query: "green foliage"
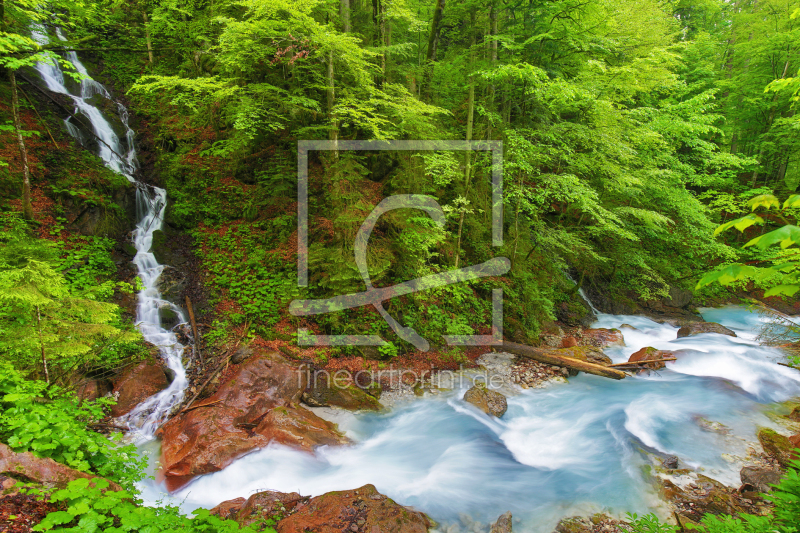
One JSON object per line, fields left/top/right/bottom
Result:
{"left": 30, "top": 477, "right": 268, "bottom": 533}
{"left": 698, "top": 194, "right": 800, "bottom": 297}
{"left": 0, "top": 215, "right": 141, "bottom": 376}
{"left": 0, "top": 363, "right": 145, "bottom": 489}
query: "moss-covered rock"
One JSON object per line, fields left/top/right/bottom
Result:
{"left": 302, "top": 373, "right": 383, "bottom": 411}
{"left": 757, "top": 428, "right": 796, "bottom": 467}
{"left": 463, "top": 384, "right": 507, "bottom": 417}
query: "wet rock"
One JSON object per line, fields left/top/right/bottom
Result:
{"left": 660, "top": 475, "right": 745, "bottom": 520}
{"left": 463, "top": 384, "right": 507, "bottom": 417}
{"left": 302, "top": 372, "right": 382, "bottom": 411}
{"left": 740, "top": 466, "right": 781, "bottom": 493}
{"left": 676, "top": 322, "right": 736, "bottom": 339}
{"left": 276, "top": 484, "right": 430, "bottom": 533}
{"left": 158, "top": 267, "right": 188, "bottom": 302}
{"left": 619, "top": 324, "right": 637, "bottom": 330}
{"left": 581, "top": 328, "right": 625, "bottom": 348}
{"left": 560, "top": 336, "right": 579, "bottom": 348}
{"left": 662, "top": 455, "right": 680, "bottom": 469}
{"left": 151, "top": 229, "right": 189, "bottom": 266}
{"left": 757, "top": 428, "right": 797, "bottom": 467}
{"left": 231, "top": 346, "right": 254, "bottom": 365}
{"left": 787, "top": 406, "right": 800, "bottom": 422}
{"left": 553, "top": 516, "right": 591, "bottom": 533}
{"left": 555, "top": 297, "right": 596, "bottom": 328}
{"left": 666, "top": 287, "right": 694, "bottom": 309}
{"left": 209, "top": 497, "right": 247, "bottom": 520}
{"left": 0, "top": 443, "right": 122, "bottom": 491}
{"left": 211, "top": 491, "right": 305, "bottom": 526}
{"left": 553, "top": 346, "right": 613, "bottom": 366}
{"left": 111, "top": 360, "right": 169, "bottom": 417}
{"left": 490, "top": 511, "right": 512, "bottom": 533}
{"left": 158, "top": 350, "right": 347, "bottom": 491}
{"left": 76, "top": 378, "right": 111, "bottom": 401}
{"left": 158, "top": 304, "right": 182, "bottom": 330}
{"left": 627, "top": 347, "right": 674, "bottom": 370}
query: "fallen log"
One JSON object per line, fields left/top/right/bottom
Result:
{"left": 609, "top": 357, "right": 677, "bottom": 367}
{"left": 501, "top": 341, "right": 628, "bottom": 380}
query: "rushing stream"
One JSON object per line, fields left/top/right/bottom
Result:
{"left": 29, "top": 27, "right": 800, "bottom": 533}
{"left": 31, "top": 26, "right": 190, "bottom": 439}
{"left": 135, "top": 306, "right": 800, "bottom": 532}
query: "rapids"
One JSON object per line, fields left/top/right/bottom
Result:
{"left": 31, "top": 25, "right": 190, "bottom": 439}
{"left": 136, "top": 306, "right": 800, "bottom": 532}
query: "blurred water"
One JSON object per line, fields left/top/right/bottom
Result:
{"left": 31, "top": 26, "right": 189, "bottom": 439}
{"left": 135, "top": 306, "right": 800, "bottom": 532}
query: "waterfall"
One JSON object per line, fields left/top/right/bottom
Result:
{"left": 31, "top": 26, "right": 189, "bottom": 440}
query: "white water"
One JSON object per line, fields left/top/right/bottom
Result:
{"left": 134, "top": 305, "right": 800, "bottom": 532}
{"left": 31, "top": 26, "right": 189, "bottom": 439}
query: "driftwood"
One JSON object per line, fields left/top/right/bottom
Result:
{"left": 501, "top": 341, "right": 628, "bottom": 380}
{"left": 778, "top": 362, "right": 800, "bottom": 370}
{"left": 609, "top": 358, "right": 677, "bottom": 367}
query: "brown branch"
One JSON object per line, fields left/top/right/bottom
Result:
{"left": 608, "top": 358, "right": 677, "bottom": 367}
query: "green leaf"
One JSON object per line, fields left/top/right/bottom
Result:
{"left": 744, "top": 225, "right": 800, "bottom": 249}
{"left": 696, "top": 264, "right": 760, "bottom": 289}
{"left": 713, "top": 214, "right": 764, "bottom": 236}
{"left": 784, "top": 195, "right": 800, "bottom": 209}
{"left": 764, "top": 285, "right": 800, "bottom": 297}
{"left": 748, "top": 194, "right": 780, "bottom": 211}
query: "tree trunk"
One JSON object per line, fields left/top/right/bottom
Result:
{"left": 340, "top": 0, "right": 351, "bottom": 32}
{"left": 10, "top": 70, "right": 33, "bottom": 221}
{"left": 421, "top": 0, "right": 446, "bottom": 98}
{"left": 455, "top": 15, "right": 476, "bottom": 269}
{"left": 142, "top": 11, "right": 155, "bottom": 64}
{"left": 36, "top": 306, "right": 49, "bottom": 384}
{"left": 502, "top": 341, "right": 628, "bottom": 380}
{"left": 327, "top": 51, "right": 339, "bottom": 160}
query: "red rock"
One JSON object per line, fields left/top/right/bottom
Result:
{"left": 77, "top": 379, "right": 111, "bottom": 402}
{"left": 581, "top": 328, "right": 625, "bottom": 348}
{"left": 0, "top": 443, "right": 122, "bottom": 491}
{"left": 628, "top": 347, "right": 675, "bottom": 370}
{"left": 158, "top": 350, "right": 347, "bottom": 492}
{"left": 209, "top": 497, "right": 246, "bottom": 520}
{"left": 111, "top": 360, "right": 169, "bottom": 417}
{"left": 276, "top": 484, "right": 430, "bottom": 533}
{"left": 560, "top": 336, "right": 578, "bottom": 348}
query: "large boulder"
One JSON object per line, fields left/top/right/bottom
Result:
{"left": 276, "top": 484, "right": 431, "bottom": 533}
{"left": 580, "top": 328, "right": 625, "bottom": 348}
{"left": 302, "top": 372, "right": 382, "bottom": 411}
{"left": 677, "top": 322, "right": 736, "bottom": 339}
{"left": 111, "top": 360, "right": 169, "bottom": 417}
{"left": 157, "top": 350, "right": 347, "bottom": 491}
{"left": 463, "top": 384, "right": 508, "bottom": 417}
{"left": 0, "top": 443, "right": 121, "bottom": 491}
{"left": 659, "top": 475, "right": 745, "bottom": 521}
{"left": 627, "top": 347, "right": 675, "bottom": 370}
{"left": 740, "top": 466, "right": 782, "bottom": 494}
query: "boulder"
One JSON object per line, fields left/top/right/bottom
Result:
{"left": 560, "top": 336, "right": 578, "bottom": 348}
{"left": 740, "top": 466, "right": 781, "bottom": 494}
{"left": 0, "top": 443, "right": 121, "bottom": 491}
{"left": 627, "top": 347, "right": 675, "bottom": 370}
{"left": 490, "top": 511, "right": 512, "bottom": 533}
{"left": 463, "top": 384, "right": 508, "bottom": 417}
{"left": 76, "top": 379, "right": 111, "bottom": 401}
{"left": 757, "top": 428, "right": 797, "bottom": 467}
{"left": 157, "top": 350, "right": 347, "bottom": 491}
{"left": 553, "top": 346, "right": 613, "bottom": 366}
{"left": 111, "top": 360, "right": 169, "bottom": 417}
{"left": 787, "top": 406, "right": 800, "bottom": 422}
{"left": 660, "top": 475, "right": 744, "bottom": 520}
{"left": 302, "top": 372, "right": 382, "bottom": 411}
{"left": 662, "top": 455, "right": 680, "bottom": 470}
{"left": 211, "top": 491, "right": 305, "bottom": 526}
{"left": 231, "top": 346, "right": 254, "bottom": 365}
{"left": 676, "top": 322, "right": 736, "bottom": 339}
{"left": 553, "top": 515, "right": 615, "bottom": 533}
{"left": 581, "top": 328, "right": 625, "bottom": 348}
{"left": 276, "top": 484, "right": 431, "bottom": 533}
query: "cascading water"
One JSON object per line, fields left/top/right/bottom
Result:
{"left": 31, "top": 26, "right": 189, "bottom": 440}
{"left": 135, "top": 305, "right": 800, "bottom": 532}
